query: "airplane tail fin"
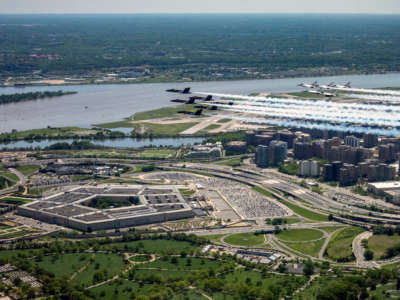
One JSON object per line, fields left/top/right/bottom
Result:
{"left": 205, "top": 95, "right": 213, "bottom": 101}
{"left": 183, "top": 87, "right": 191, "bottom": 94}
{"left": 345, "top": 82, "right": 351, "bottom": 88}
{"left": 194, "top": 109, "right": 203, "bottom": 116}
{"left": 186, "top": 98, "right": 195, "bottom": 104}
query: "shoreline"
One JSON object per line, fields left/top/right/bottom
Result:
{"left": 1, "top": 70, "right": 395, "bottom": 89}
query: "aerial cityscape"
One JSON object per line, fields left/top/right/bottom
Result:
{"left": 1, "top": 1, "right": 400, "bottom": 299}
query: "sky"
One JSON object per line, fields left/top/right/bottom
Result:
{"left": 1, "top": 0, "right": 400, "bottom": 14}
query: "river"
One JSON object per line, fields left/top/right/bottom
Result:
{"left": 0, "top": 137, "right": 205, "bottom": 150}
{"left": 1, "top": 73, "right": 400, "bottom": 133}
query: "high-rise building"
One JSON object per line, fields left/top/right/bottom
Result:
{"left": 363, "top": 133, "right": 378, "bottom": 148}
{"left": 294, "top": 142, "right": 313, "bottom": 160}
{"left": 378, "top": 143, "right": 397, "bottom": 163}
{"left": 300, "top": 160, "right": 320, "bottom": 177}
{"left": 269, "top": 140, "right": 288, "bottom": 165}
{"left": 256, "top": 145, "right": 270, "bottom": 168}
{"left": 344, "top": 135, "right": 360, "bottom": 148}
{"left": 278, "top": 130, "right": 296, "bottom": 148}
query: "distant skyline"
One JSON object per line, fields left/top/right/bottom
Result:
{"left": 1, "top": 0, "right": 400, "bottom": 14}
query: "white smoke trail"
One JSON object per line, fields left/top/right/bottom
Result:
{"left": 331, "top": 87, "right": 400, "bottom": 96}
{"left": 343, "top": 93, "right": 400, "bottom": 103}
{"left": 197, "top": 92, "right": 400, "bottom": 113}
{"left": 206, "top": 102, "right": 400, "bottom": 127}
{"left": 230, "top": 116, "right": 400, "bottom": 137}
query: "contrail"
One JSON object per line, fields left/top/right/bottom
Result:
{"left": 208, "top": 102, "right": 400, "bottom": 127}
{"left": 197, "top": 91, "right": 400, "bottom": 113}
{"left": 343, "top": 93, "right": 400, "bottom": 103}
{"left": 230, "top": 116, "right": 400, "bottom": 137}
{"left": 330, "top": 87, "right": 400, "bottom": 96}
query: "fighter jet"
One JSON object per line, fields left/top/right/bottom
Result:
{"left": 298, "top": 81, "right": 318, "bottom": 88}
{"left": 319, "top": 82, "right": 336, "bottom": 89}
{"left": 166, "top": 87, "right": 191, "bottom": 94}
{"left": 170, "top": 98, "right": 196, "bottom": 104}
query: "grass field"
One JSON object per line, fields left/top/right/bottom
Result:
{"left": 281, "top": 239, "right": 325, "bottom": 257}
{"left": 133, "top": 105, "right": 196, "bottom": 121}
{"left": 0, "top": 126, "right": 94, "bottom": 139}
{"left": 276, "top": 229, "right": 324, "bottom": 242}
{"left": 325, "top": 227, "right": 364, "bottom": 261}
{"left": 204, "top": 234, "right": 226, "bottom": 244}
{"left": 222, "top": 268, "right": 307, "bottom": 297}
{"left": 215, "top": 157, "right": 243, "bottom": 167}
{"left": 35, "top": 253, "right": 93, "bottom": 278}
{"left": 90, "top": 280, "right": 204, "bottom": 300}
{"left": 134, "top": 148, "right": 176, "bottom": 158}
{"left": 71, "top": 253, "right": 125, "bottom": 287}
{"left": 129, "top": 255, "right": 152, "bottom": 262}
{"left": 368, "top": 234, "right": 400, "bottom": 259}
{"left": 15, "top": 165, "right": 40, "bottom": 176}
{"left": 217, "top": 118, "right": 232, "bottom": 123}
{"left": 99, "top": 239, "right": 200, "bottom": 254}
{"left": 318, "top": 226, "right": 345, "bottom": 234}
{"left": 223, "top": 232, "right": 265, "bottom": 247}
{"left": 204, "top": 124, "right": 221, "bottom": 131}
{"left": 279, "top": 198, "right": 329, "bottom": 222}
{"left": 143, "top": 257, "right": 222, "bottom": 271}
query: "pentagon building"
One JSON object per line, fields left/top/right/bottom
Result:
{"left": 17, "top": 184, "right": 194, "bottom": 232}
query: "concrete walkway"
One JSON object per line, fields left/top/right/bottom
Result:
{"left": 352, "top": 231, "right": 379, "bottom": 269}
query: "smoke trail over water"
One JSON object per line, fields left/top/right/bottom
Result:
{"left": 195, "top": 90, "right": 400, "bottom": 136}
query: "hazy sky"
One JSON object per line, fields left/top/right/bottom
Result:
{"left": 1, "top": 0, "right": 400, "bottom": 14}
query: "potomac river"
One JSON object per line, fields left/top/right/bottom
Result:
{"left": 1, "top": 73, "right": 400, "bottom": 134}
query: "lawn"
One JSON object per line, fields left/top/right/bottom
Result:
{"left": 279, "top": 198, "right": 329, "bottom": 222}
{"left": 15, "top": 165, "right": 40, "bottom": 176}
{"left": 204, "top": 234, "right": 226, "bottom": 244}
{"left": 223, "top": 232, "right": 265, "bottom": 247}
{"left": 129, "top": 255, "right": 152, "bottom": 262}
{"left": 99, "top": 239, "right": 200, "bottom": 254}
{"left": 35, "top": 253, "right": 93, "bottom": 278}
{"left": 215, "top": 157, "right": 243, "bottom": 167}
{"left": 217, "top": 118, "right": 232, "bottom": 123}
{"left": 0, "top": 172, "right": 19, "bottom": 189}
{"left": 325, "top": 226, "right": 364, "bottom": 261}
{"left": 71, "top": 253, "right": 125, "bottom": 287}
{"left": 142, "top": 257, "right": 222, "bottom": 271}
{"left": 222, "top": 269, "right": 307, "bottom": 297}
{"left": 135, "top": 148, "right": 176, "bottom": 158}
{"left": 135, "top": 268, "right": 192, "bottom": 280}
{"left": 368, "top": 234, "right": 400, "bottom": 259}
{"left": 204, "top": 124, "right": 221, "bottom": 131}
{"left": 276, "top": 229, "right": 323, "bottom": 242}
{"left": 279, "top": 162, "right": 299, "bottom": 175}
{"left": 133, "top": 105, "right": 196, "bottom": 121}
{"left": 90, "top": 280, "right": 203, "bottom": 300}
{"left": 318, "top": 226, "right": 345, "bottom": 234}
{"left": 281, "top": 239, "right": 325, "bottom": 257}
